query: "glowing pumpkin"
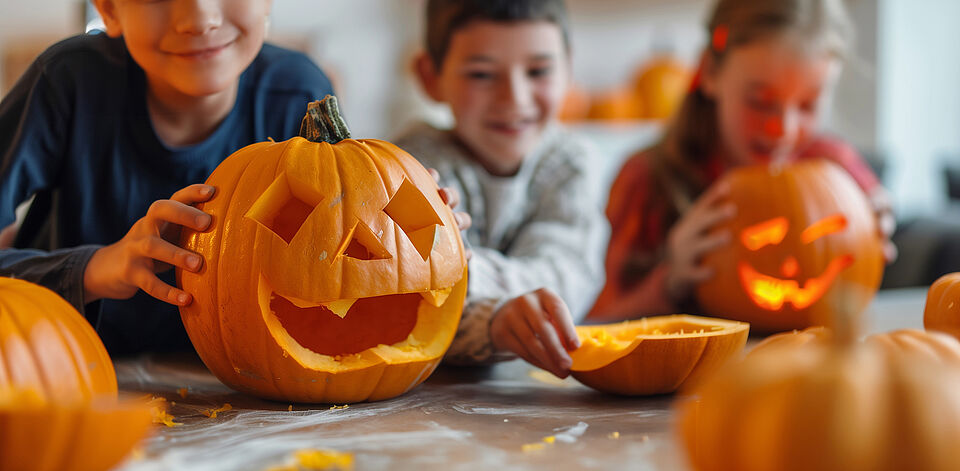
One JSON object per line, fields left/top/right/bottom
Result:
{"left": 0, "top": 278, "right": 152, "bottom": 471}
{"left": 696, "top": 160, "right": 885, "bottom": 333}
{"left": 632, "top": 57, "right": 691, "bottom": 120}
{"left": 569, "top": 315, "right": 748, "bottom": 395}
{"left": 923, "top": 272, "right": 960, "bottom": 340}
{"left": 178, "top": 96, "right": 468, "bottom": 403}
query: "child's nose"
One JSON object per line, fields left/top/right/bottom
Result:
{"left": 173, "top": 0, "right": 224, "bottom": 35}
{"left": 497, "top": 69, "right": 534, "bottom": 108}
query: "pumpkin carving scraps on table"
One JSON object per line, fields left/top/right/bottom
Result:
{"left": 177, "top": 96, "right": 468, "bottom": 404}
{"left": 696, "top": 159, "right": 886, "bottom": 333}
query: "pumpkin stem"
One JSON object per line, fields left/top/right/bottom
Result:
{"left": 299, "top": 95, "right": 352, "bottom": 144}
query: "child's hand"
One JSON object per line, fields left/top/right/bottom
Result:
{"left": 83, "top": 184, "right": 215, "bottom": 307}
{"left": 429, "top": 168, "right": 473, "bottom": 259}
{"left": 664, "top": 181, "right": 736, "bottom": 303}
{"left": 870, "top": 187, "right": 897, "bottom": 263}
{"left": 489, "top": 288, "right": 581, "bottom": 378}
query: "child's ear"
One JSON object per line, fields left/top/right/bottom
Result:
{"left": 92, "top": 0, "right": 124, "bottom": 38}
{"left": 413, "top": 52, "right": 445, "bottom": 103}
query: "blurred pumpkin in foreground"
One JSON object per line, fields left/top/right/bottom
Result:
{"left": 0, "top": 277, "right": 152, "bottom": 471}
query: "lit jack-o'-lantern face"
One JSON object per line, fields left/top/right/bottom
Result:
{"left": 696, "top": 160, "right": 884, "bottom": 333}
{"left": 738, "top": 214, "right": 851, "bottom": 310}
{"left": 179, "top": 97, "right": 468, "bottom": 403}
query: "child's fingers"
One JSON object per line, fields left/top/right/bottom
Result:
{"left": 170, "top": 184, "right": 216, "bottom": 205}
{"left": 535, "top": 289, "right": 580, "bottom": 350}
{"left": 523, "top": 310, "right": 572, "bottom": 374}
{"left": 134, "top": 268, "right": 192, "bottom": 306}
{"left": 146, "top": 200, "right": 212, "bottom": 232}
{"left": 692, "top": 203, "right": 737, "bottom": 232}
{"left": 140, "top": 237, "right": 203, "bottom": 273}
{"left": 508, "top": 308, "right": 559, "bottom": 374}
{"left": 439, "top": 186, "right": 461, "bottom": 208}
{"left": 692, "top": 181, "right": 731, "bottom": 212}
{"left": 454, "top": 211, "right": 472, "bottom": 231}
{"left": 428, "top": 168, "right": 440, "bottom": 182}
{"left": 685, "top": 265, "right": 715, "bottom": 284}
{"left": 689, "top": 230, "right": 731, "bottom": 258}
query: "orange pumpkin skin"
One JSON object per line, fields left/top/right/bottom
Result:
{"left": 587, "top": 87, "right": 643, "bottom": 121}
{"left": 0, "top": 277, "right": 117, "bottom": 402}
{"left": 678, "top": 339, "right": 960, "bottom": 471}
{"left": 750, "top": 327, "right": 960, "bottom": 365}
{"left": 179, "top": 99, "right": 468, "bottom": 403}
{"left": 570, "top": 315, "right": 748, "bottom": 395}
{"left": 558, "top": 85, "right": 592, "bottom": 122}
{"left": 632, "top": 57, "right": 691, "bottom": 120}
{"left": 0, "top": 391, "right": 153, "bottom": 471}
{"left": 696, "top": 160, "right": 885, "bottom": 333}
{"left": 923, "top": 273, "right": 960, "bottom": 339}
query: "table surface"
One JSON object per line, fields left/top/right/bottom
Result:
{"left": 114, "top": 288, "right": 928, "bottom": 471}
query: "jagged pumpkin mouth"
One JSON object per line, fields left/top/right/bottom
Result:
{"left": 737, "top": 255, "right": 853, "bottom": 311}
{"left": 257, "top": 276, "right": 453, "bottom": 357}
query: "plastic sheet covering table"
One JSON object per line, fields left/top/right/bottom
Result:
{"left": 113, "top": 287, "right": 926, "bottom": 471}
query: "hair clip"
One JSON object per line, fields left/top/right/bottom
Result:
{"left": 712, "top": 24, "right": 729, "bottom": 53}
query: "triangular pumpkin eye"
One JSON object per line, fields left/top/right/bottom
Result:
{"left": 337, "top": 221, "right": 391, "bottom": 261}
{"left": 383, "top": 178, "right": 443, "bottom": 260}
{"left": 741, "top": 217, "right": 789, "bottom": 251}
{"left": 247, "top": 172, "right": 322, "bottom": 244}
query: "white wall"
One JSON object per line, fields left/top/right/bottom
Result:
{"left": 877, "top": 0, "right": 960, "bottom": 218}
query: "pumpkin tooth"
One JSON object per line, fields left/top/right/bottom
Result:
{"left": 319, "top": 299, "right": 358, "bottom": 318}
{"left": 420, "top": 287, "right": 453, "bottom": 307}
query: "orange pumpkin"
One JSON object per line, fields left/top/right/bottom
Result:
{"left": 569, "top": 315, "right": 748, "bottom": 395}
{"left": 0, "top": 389, "right": 152, "bottom": 471}
{"left": 178, "top": 96, "right": 468, "bottom": 403}
{"left": 923, "top": 272, "right": 960, "bottom": 339}
{"left": 679, "top": 334, "right": 960, "bottom": 471}
{"left": 750, "top": 326, "right": 960, "bottom": 365}
{"left": 696, "top": 160, "right": 885, "bottom": 333}
{"left": 0, "top": 277, "right": 117, "bottom": 401}
{"left": 632, "top": 57, "right": 691, "bottom": 120}
{"left": 0, "top": 278, "right": 152, "bottom": 471}
{"left": 558, "top": 84, "right": 592, "bottom": 122}
{"left": 587, "top": 87, "right": 643, "bottom": 121}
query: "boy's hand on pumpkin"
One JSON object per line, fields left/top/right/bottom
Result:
{"left": 870, "top": 187, "right": 897, "bottom": 263}
{"left": 430, "top": 168, "right": 473, "bottom": 259}
{"left": 490, "top": 288, "right": 581, "bottom": 378}
{"left": 664, "top": 181, "right": 736, "bottom": 302}
{"left": 83, "top": 184, "right": 215, "bottom": 307}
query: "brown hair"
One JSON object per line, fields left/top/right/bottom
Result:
{"left": 424, "top": 0, "right": 571, "bottom": 68}
{"left": 652, "top": 0, "right": 854, "bottom": 213}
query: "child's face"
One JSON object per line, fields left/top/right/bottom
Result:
{"left": 702, "top": 33, "right": 842, "bottom": 167}
{"left": 97, "top": 0, "right": 271, "bottom": 97}
{"left": 427, "top": 21, "right": 569, "bottom": 176}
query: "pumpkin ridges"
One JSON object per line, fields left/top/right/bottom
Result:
{"left": 2, "top": 297, "right": 53, "bottom": 400}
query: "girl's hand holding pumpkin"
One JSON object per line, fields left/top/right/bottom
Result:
{"left": 490, "top": 288, "right": 581, "bottom": 378}
{"left": 83, "top": 184, "right": 215, "bottom": 307}
{"left": 664, "top": 181, "right": 736, "bottom": 303}
{"left": 870, "top": 187, "right": 897, "bottom": 263}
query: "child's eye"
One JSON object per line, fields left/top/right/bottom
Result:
{"left": 465, "top": 70, "right": 495, "bottom": 81}
{"left": 528, "top": 67, "right": 553, "bottom": 78}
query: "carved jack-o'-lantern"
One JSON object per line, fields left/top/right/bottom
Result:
{"left": 178, "top": 97, "right": 468, "bottom": 403}
{"left": 696, "top": 160, "right": 884, "bottom": 333}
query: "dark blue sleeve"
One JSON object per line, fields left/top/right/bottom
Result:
{"left": 0, "top": 48, "right": 91, "bottom": 313}
{"left": 0, "top": 246, "right": 100, "bottom": 317}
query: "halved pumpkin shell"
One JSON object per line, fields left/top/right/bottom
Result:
{"left": 570, "top": 315, "right": 749, "bottom": 395}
